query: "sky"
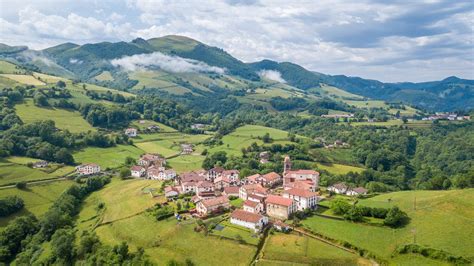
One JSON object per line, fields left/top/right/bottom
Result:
{"left": 0, "top": 0, "right": 473, "bottom": 82}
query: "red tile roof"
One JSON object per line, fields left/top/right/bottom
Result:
{"left": 262, "top": 172, "right": 281, "bottom": 181}
{"left": 231, "top": 209, "right": 264, "bottom": 223}
{"left": 201, "top": 196, "right": 229, "bottom": 208}
{"left": 244, "top": 200, "right": 259, "bottom": 208}
{"left": 130, "top": 165, "right": 144, "bottom": 171}
{"left": 224, "top": 186, "right": 240, "bottom": 194}
{"left": 245, "top": 174, "right": 261, "bottom": 182}
{"left": 222, "top": 169, "right": 239, "bottom": 176}
{"left": 284, "top": 188, "right": 317, "bottom": 198}
{"left": 266, "top": 195, "right": 294, "bottom": 207}
{"left": 352, "top": 187, "right": 368, "bottom": 194}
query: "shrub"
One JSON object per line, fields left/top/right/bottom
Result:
{"left": 384, "top": 206, "right": 409, "bottom": 228}
{"left": 15, "top": 182, "right": 27, "bottom": 190}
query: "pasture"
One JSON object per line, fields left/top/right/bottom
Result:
{"left": 167, "top": 154, "right": 206, "bottom": 173}
{"left": 302, "top": 189, "right": 474, "bottom": 262}
{"left": 315, "top": 163, "right": 365, "bottom": 175}
{"left": 134, "top": 132, "right": 209, "bottom": 157}
{"left": 94, "top": 71, "right": 114, "bottom": 81}
{"left": 73, "top": 145, "right": 144, "bottom": 169}
{"left": 0, "top": 60, "right": 23, "bottom": 74}
{"left": 208, "top": 125, "right": 300, "bottom": 156}
{"left": 0, "top": 156, "right": 74, "bottom": 186}
{"left": 15, "top": 99, "right": 95, "bottom": 133}
{"left": 77, "top": 178, "right": 256, "bottom": 265}
{"left": 0, "top": 74, "right": 45, "bottom": 86}
{"left": 260, "top": 232, "right": 365, "bottom": 265}
{"left": 0, "top": 180, "right": 74, "bottom": 227}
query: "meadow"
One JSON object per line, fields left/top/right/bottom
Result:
{"left": 315, "top": 163, "right": 365, "bottom": 175}
{"left": 0, "top": 74, "right": 45, "bottom": 86}
{"left": 15, "top": 99, "right": 95, "bottom": 133}
{"left": 207, "top": 125, "right": 300, "bottom": 156}
{"left": 0, "top": 156, "right": 74, "bottom": 186}
{"left": 133, "top": 131, "right": 209, "bottom": 158}
{"left": 259, "top": 232, "right": 366, "bottom": 265}
{"left": 0, "top": 180, "right": 74, "bottom": 227}
{"left": 77, "top": 178, "right": 257, "bottom": 265}
{"left": 73, "top": 145, "right": 144, "bottom": 169}
{"left": 302, "top": 189, "right": 474, "bottom": 262}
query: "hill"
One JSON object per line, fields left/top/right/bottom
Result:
{"left": 1, "top": 35, "right": 471, "bottom": 111}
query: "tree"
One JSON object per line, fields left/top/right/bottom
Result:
{"left": 15, "top": 182, "right": 27, "bottom": 190}
{"left": 384, "top": 206, "right": 409, "bottom": 228}
{"left": 54, "top": 148, "right": 74, "bottom": 164}
{"left": 56, "top": 80, "right": 66, "bottom": 89}
{"left": 343, "top": 206, "right": 363, "bottom": 222}
{"left": 119, "top": 167, "right": 131, "bottom": 179}
{"left": 330, "top": 198, "right": 351, "bottom": 215}
{"left": 51, "top": 228, "right": 75, "bottom": 262}
{"left": 262, "top": 132, "right": 272, "bottom": 143}
{"left": 33, "top": 93, "right": 48, "bottom": 107}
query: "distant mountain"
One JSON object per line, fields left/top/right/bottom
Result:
{"left": 249, "top": 60, "right": 474, "bottom": 111}
{"left": 0, "top": 35, "right": 472, "bottom": 111}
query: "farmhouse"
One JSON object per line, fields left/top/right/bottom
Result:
{"left": 196, "top": 196, "right": 230, "bottom": 216}
{"left": 283, "top": 188, "right": 318, "bottom": 211}
{"left": 230, "top": 209, "right": 268, "bottom": 232}
{"left": 191, "top": 123, "right": 206, "bottom": 130}
{"left": 138, "top": 153, "right": 165, "bottom": 167}
{"left": 244, "top": 174, "right": 261, "bottom": 184}
{"left": 239, "top": 184, "right": 267, "bottom": 200}
{"left": 32, "top": 160, "right": 48, "bottom": 168}
{"left": 259, "top": 151, "right": 270, "bottom": 164}
{"left": 130, "top": 165, "right": 146, "bottom": 178}
{"left": 243, "top": 200, "right": 264, "bottom": 214}
{"left": 283, "top": 169, "right": 320, "bottom": 188}
{"left": 147, "top": 125, "right": 160, "bottom": 131}
{"left": 214, "top": 175, "right": 231, "bottom": 190}
{"left": 76, "top": 163, "right": 101, "bottom": 176}
{"left": 222, "top": 170, "right": 240, "bottom": 185}
{"left": 223, "top": 186, "right": 240, "bottom": 197}
{"left": 207, "top": 166, "right": 225, "bottom": 181}
{"left": 327, "top": 182, "right": 348, "bottom": 194}
{"left": 284, "top": 180, "right": 315, "bottom": 192}
{"left": 265, "top": 195, "right": 297, "bottom": 220}
{"left": 164, "top": 186, "right": 179, "bottom": 199}
{"left": 125, "top": 128, "right": 137, "bottom": 137}
{"left": 181, "top": 143, "right": 194, "bottom": 154}
{"left": 180, "top": 171, "right": 206, "bottom": 184}
{"left": 346, "top": 187, "right": 368, "bottom": 196}
{"left": 260, "top": 172, "right": 282, "bottom": 187}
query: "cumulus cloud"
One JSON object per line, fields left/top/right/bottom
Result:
{"left": 258, "top": 69, "right": 286, "bottom": 83}
{"left": 111, "top": 52, "right": 226, "bottom": 74}
{"left": 0, "top": 0, "right": 472, "bottom": 82}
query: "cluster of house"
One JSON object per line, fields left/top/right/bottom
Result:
{"left": 327, "top": 182, "right": 368, "bottom": 196}
{"left": 124, "top": 123, "right": 161, "bottom": 138}
{"left": 76, "top": 163, "right": 101, "bottom": 176}
{"left": 422, "top": 113, "right": 470, "bottom": 121}
{"left": 130, "top": 154, "right": 177, "bottom": 180}
{"left": 165, "top": 156, "right": 321, "bottom": 233}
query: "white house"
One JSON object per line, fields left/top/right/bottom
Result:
{"left": 76, "top": 163, "right": 101, "bottom": 176}
{"left": 164, "top": 186, "right": 179, "bottom": 198}
{"left": 239, "top": 184, "right": 267, "bottom": 200}
{"left": 125, "top": 128, "right": 137, "bottom": 137}
{"left": 283, "top": 169, "right": 320, "bottom": 188}
{"left": 327, "top": 183, "right": 348, "bottom": 194}
{"left": 230, "top": 209, "right": 268, "bottom": 232}
{"left": 130, "top": 165, "right": 146, "bottom": 178}
{"left": 283, "top": 188, "right": 318, "bottom": 211}
{"left": 243, "top": 200, "right": 264, "bottom": 214}
{"left": 196, "top": 196, "right": 230, "bottom": 216}
{"left": 346, "top": 187, "right": 368, "bottom": 196}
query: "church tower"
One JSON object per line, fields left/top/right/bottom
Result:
{"left": 283, "top": 155, "right": 292, "bottom": 174}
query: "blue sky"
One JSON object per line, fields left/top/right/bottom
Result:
{"left": 0, "top": 0, "right": 473, "bottom": 82}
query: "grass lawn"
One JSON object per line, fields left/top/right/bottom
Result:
{"left": 262, "top": 232, "right": 365, "bottom": 265}
{"left": 73, "top": 145, "right": 144, "bottom": 169}
{"left": 302, "top": 189, "right": 474, "bottom": 262}
{"left": 0, "top": 180, "right": 74, "bottom": 227}
{"left": 315, "top": 163, "right": 365, "bottom": 175}
{"left": 230, "top": 198, "right": 244, "bottom": 208}
{"left": 15, "top": 99, "right": 95, "bottom": 133}
{"left": 0, "top": 156, "right": 75, "bottom": 186}
{"left": 167, "top": 155, "right": 206, "bottom": 173}
{"left": 77, "top": 179, "right": 164, "bottom": 229}
{"left": 0, "top": 74, "right": 45, "bottom": 85}
{"left": 211, "top": 220, "right": 260, "bottom": 245}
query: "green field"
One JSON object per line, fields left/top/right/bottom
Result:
{"left": 211, "top": 220, "right": 259, "bottom": 245}
{"left": 316, "top": 84, "right": 364, "bottom": 100}
{"left": 73, "top": 145, "right": 144, "bottom": 169}
{"left": 0, "top": 180, "right": 74, "bottom": 227}
{"left": 350, "top": 120, "right": 432, "bottom": 128}
{"left": 94, "top": 71, "right": 114, "bottom": 81}
{"left": 315, "top": 163, "right": 365, "bottom": 175}
{"left": 0, "top": 156, "right": 74, "bottom": 186}
{"left": 0, "top": 74, "right": 45, "bottom": 85}
{"left": 134, "top": 132, "right": 209, "bottom": 157}
{"left": 302, "top": 189, "right": 474, "bottom": 263}
{"left": 0, "top": 60, "right": 26, "bottom": 74}
{"left": 15, "top": 99, "right": 95, "bottom": 133}
{"left": 207, "top": 125, "right": 299, "bottom": 156}
{"left": 130, "top": 120, "right": 177, "bottom": 132}
{"left": 260, "top": 232, "right": 365, "bottom": 265}
{"left": 77, "top": 178, "right": 256, "bottom": 265}
{"left": 167, "top": 154, "right": 206, "bottom": 173}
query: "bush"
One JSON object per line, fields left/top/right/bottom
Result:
{"left": 384, "top": 206, "right": 409, "bottom": 228}
{"left": 15, "top": 182, "right": 27, "bottom": 190}
{"left": 0, "top": 196, "right": 24, "bottom": 217}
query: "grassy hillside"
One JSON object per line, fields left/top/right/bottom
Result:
{"left": 0, "top": 156, "right": 74, "bottom": 186}
{"left": 15, "top": 99, "right": 95, "bottom": 133}
{"left": 73, "top": 145, "right": 144, "bottom": 169}
{"left": 0, "top": 180, "right": 74, "bottom": 227}
{"left": 302, "top": 189, "right": 474, "bottom": 262}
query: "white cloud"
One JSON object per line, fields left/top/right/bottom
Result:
{"left": 111, "top": 52, "right": 226, "bottom": 74}
{"left": 258, "top": 69, "right": 286, "bottom": 83}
